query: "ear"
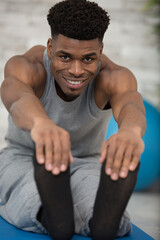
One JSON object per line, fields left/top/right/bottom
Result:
{"left": 100, "top": 42, "right": 104, "bottom": 55}
{"left": 47, "top": 38, "right": 52, "bottom": 59}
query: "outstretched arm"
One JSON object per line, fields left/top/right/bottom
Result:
{"left": 0, "top": 47, "right": 73, "bottom": 175}
{"left": 99, "top": 63, "right": 146, "bottom": 181}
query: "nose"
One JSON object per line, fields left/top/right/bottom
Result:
{"left": 68, "top": 60, "right": 84, "bottom": 77}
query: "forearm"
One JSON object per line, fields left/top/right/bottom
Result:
{"left": 117, "top": 103, "right": 146, "bottom": 137}
{"left": 6, "top": 92, "right": 73, "bottom": 175}
{"left": 10, "top": 93, "right": 50, "bottom": 131}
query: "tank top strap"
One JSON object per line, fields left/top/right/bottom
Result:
{"left": 40, "top": 49, "right": 53, "bottom": 104}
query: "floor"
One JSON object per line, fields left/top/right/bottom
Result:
{"left": 0, "top": 0, "right": 160, "bottom": 239}
{"left": 127, "top": 191, "right": 160, "bottom": 239}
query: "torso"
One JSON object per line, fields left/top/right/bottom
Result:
{"left": 5, "top": 49, "right": 112, "bottom": 156}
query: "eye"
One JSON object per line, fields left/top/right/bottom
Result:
{"left": 83, "top": 57, "right": 93, "bottom": 62}
{"left": 61, "top": 55, "right": 70, "bottom": 61}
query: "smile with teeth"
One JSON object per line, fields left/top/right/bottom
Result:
{"left": 64, "top": 77, "right": 84, "bottom": 85}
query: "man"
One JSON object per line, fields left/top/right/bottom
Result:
{"left": 0, "top": 0, "right": 146, "bottom": 239}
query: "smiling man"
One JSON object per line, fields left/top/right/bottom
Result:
{"left": 0, "top": 0, "right": 146, "bottom": 240}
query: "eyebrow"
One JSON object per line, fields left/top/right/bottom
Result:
{"left": 56, "top": 50, "right": 98, "bottom": 58}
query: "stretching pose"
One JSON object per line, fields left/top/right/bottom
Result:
{"left": 0, "top": 0, "right": 146, "bottom": 239}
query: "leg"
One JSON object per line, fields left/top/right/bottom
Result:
{"left": 33, "top": 155, "right": 74, "bottom": 240}
{"left": 0, "top": 147, "right": 46, "bottom": 233}
{"left": 70, "top": 157, "right": 132, "bottom": 237}
{"left": 89, "top": 160, "right": 140, "bottom": 240}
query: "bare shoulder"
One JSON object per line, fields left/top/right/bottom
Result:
{"left": 109, "top": 66, "right": 137, "bottom": 95}
{"left": 4, "top": 45, "right": 46, "bottom": 88}
{"left": 99, "top": 54, "right": 138, "bottom": 96}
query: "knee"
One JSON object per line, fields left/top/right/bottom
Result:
{"left": 90, "top": 220, "right": 117, "bottom": 240}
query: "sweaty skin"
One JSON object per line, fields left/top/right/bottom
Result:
{"left": 1, "top": 34, "right": 146, "bottom": 180}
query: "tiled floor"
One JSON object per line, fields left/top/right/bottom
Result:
{"left": 0, "top": 0, "right": 160, "bottom": 240}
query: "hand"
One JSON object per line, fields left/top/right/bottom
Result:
{"left": 31, "top": 117, "right": 73, "bottom": 175}
{"left": 100, "top": 128, "right": 144, "bottom": 181}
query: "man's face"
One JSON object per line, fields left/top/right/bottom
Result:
{"left": 47, "top": 34, "right": 103, "bottom": 101}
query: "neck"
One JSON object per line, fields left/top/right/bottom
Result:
{"left": 55, "top": 81, "right": 80, "bottom": 102}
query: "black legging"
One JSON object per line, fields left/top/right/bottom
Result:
{"left": 33, "top": 155, "right": 140, "bottom": 240}
{"left": 33, "top": 155, "right": 74, "bottom": 240}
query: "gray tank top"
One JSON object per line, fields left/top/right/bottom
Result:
{"left": 5, "top": 49, "right": 112, "bottom": 158}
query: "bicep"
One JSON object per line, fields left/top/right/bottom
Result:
{"left": 1, "top": 76, "right": 35, "bottom": 113}
{"left": 1, "top": 55, "right": 39, "bottom": 112}
{"left": 109, "top": 69, "right": 145, "bottom": 121}
{"left": 4, "top": 55, "right": 36, "bottom": 85}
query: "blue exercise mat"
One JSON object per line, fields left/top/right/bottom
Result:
{"left": 0, "top": 216, "right": 154, "bottom": 240}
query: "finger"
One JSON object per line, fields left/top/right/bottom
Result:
{"left": 120, "top": 145, "right": 135, "bottom": 178}
{"left": 129, "top": 141, "right": 144, "bottom": 171}
{"left": 100, "top": 141, "right": 108, "bottom": 163}
{"left": 52, "top": 136, "right": 62, "bottom": 175}
{"left": 36, "top": 141, "right": 45, "bottom": 164}
{"left": 44, "top": 139, "right": 53, "bottom": 171}
{"left": 60, "top": 136, "right": 71, "bottom": 172}
{"left": 129, "top": 150, "right": 141, "bottom": 171}
{"left": 111, "top": 145, "right": 126, "bottom": 181}
{"left": 105, "top": 142, "right": 117, "bottom": 175}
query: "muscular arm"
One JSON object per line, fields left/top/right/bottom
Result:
{"left": 99, "top": 55, "right": 146, "bottom": 180}
{"left": 1, "top": 58, "right": 48, "bottom": 131}
{"left": 0, "top": 46, "right": 73, "bottom": 174}
{"left": 110, "top": 70, "right": 146, "bottom": 137}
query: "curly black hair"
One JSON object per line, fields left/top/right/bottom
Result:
{"left": 47, "top": 0, "right": 110, "bottom": 41}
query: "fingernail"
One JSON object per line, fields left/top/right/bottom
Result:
{"left": 47, "top": 163, "right": 52, "bottom": 170}
{"left": 38, "top": 157, "right": 44, "bottom": 164}
{"left": 111, "top": 173, "right": 118, "bottom": 180}
{"left": 129, "top": 164, "right": 135, "bottom": 171}
{"left": 106, "top": 168, "right": 112, "bottom": 175}
{"left": 60, "top": 164, "right": 66, "bottom": 171}
{"left": 53, "top": 167, "right": 60, "bottom": 175}
{"left": 120, "top": 171, "right": 126, "bottom": 178}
